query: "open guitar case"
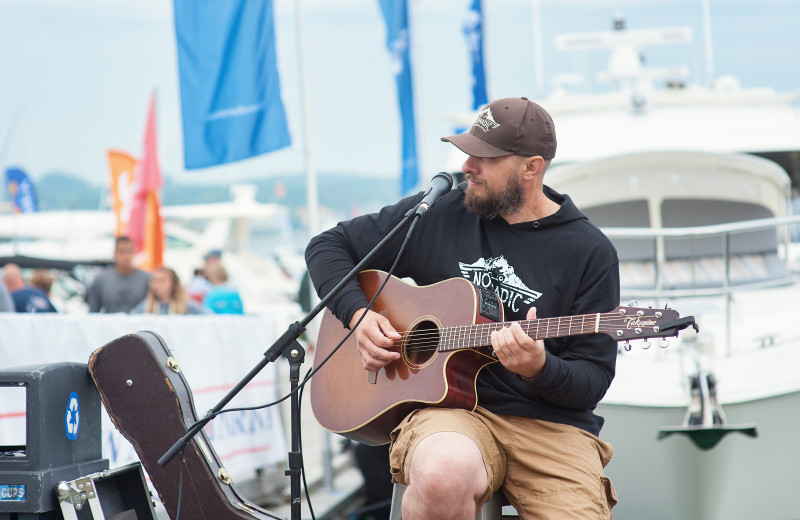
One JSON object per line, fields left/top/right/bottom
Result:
{"left": 88, "top": 331, "right": 284, "bottom": 520}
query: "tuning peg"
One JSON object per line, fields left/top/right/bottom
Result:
{"left": 641, "top": 340, "right": 651, "bottom": 350}
{"left": 623, "top": 341, "right": 632, "bottom": 352}
{"left": 629, "top": 300, "right": 638, "bottom": 307}
{"left": 659, "top": 339, "right": 670, "bottom": 348}
{"left": 648, "top": 301, "right": 654, "bottom": 309}
{"left": 664, "top": 302, "right": 671, "bottom": 310}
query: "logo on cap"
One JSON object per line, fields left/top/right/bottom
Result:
{"left": 473, "top": 107, "right": 500, "bottom": 133}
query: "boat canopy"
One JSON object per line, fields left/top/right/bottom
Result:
{"left": 547, "top": 150, "right": 795, "bottom": 292}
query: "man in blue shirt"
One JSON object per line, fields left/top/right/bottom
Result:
{"left": 1, "top": 263, "right": 57, "bottom": 313}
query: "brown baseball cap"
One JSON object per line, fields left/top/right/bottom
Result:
{"left": 441, "top": 97, "right": 556, "bottom": 160}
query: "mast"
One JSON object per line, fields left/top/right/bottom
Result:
{"left": 0, "top": 109, "right": 22, "bottom": 207}
{"left": 701, "top": 0, "right": 716, "bottom": 87}
{"left": 531, "top": 0, "right": 545, "bottom": 98}
{"left": 0, "top": 109, "right": 21, "bottom": 173}
{"left": 294, "top": 0, "right": 319, "bottom": 239}
{"left": 293, "top": 0, "right": 332, "bottom": 493}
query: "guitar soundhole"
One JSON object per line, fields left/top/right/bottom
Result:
{"left": 404, "top": 320, "right": 439, "bottom": 368}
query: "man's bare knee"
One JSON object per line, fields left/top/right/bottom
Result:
{"left": 402, "top": 432, "right": 488, "bottom": 519}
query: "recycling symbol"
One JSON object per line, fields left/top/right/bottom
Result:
{"left": 65, "top": 391, "right": 80, "bottom": 440}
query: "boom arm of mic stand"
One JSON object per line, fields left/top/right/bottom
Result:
{"left": 157, "top": 206, "right": 422, "bottom": 465}
{"left": 290, "top": 204, "right": 422, "bottom": 338}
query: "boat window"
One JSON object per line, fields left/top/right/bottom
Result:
{"left": 583, "top": 199, "right": 654, "bottom": 262}
{"left": 661, "top": 199, "right": 776, "bottom": 258}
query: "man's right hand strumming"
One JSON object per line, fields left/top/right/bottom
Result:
{"left": 349, "top": 307, "right": 402, "bottom": 371}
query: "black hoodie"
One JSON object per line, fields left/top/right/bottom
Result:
{"left": 305, "top": 183, "right": 620, "bottom": 436}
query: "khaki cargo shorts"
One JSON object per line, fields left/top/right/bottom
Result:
{"left": 389, "top": 406, "right": 617, "bottom": 519}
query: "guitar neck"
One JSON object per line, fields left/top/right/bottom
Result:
{"left": 438, "top": 313, "right": 604, "bottom": 352}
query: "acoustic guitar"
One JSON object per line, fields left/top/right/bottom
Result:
{"left": 310, "top": 270, "right": 697, "bottom": 445}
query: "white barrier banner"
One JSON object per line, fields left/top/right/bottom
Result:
{"left": 0, "top": 313, "right": 289, "bottom": 480}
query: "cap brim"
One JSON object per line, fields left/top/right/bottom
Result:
{"left": 440, "top": 132, "right": 512, "bottom": 158}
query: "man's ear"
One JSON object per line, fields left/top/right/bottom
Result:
{"left": 522, "top": 155, "right": 546, "bottom": 180}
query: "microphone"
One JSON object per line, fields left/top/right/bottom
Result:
{"left": 414, "top": 172, "right": 454, "bottom": 216}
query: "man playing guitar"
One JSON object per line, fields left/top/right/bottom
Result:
{"left": 305, "top": 97, "right": 619, "bottom": 519}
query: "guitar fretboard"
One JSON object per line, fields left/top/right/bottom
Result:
{"left": 438, "top": 313, "right": 601, "bottom": 352}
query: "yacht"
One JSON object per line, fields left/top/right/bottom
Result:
{"left": 447, "top": 17, "right": 800, "bottom": 520}
{"left": 549, "top": 150, "right": 800, "bottom": 520}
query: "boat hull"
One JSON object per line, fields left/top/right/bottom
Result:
{"left": 598, "top": 391, "right": 800, "bottom": 519}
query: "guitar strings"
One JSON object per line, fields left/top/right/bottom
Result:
{"left": 353, "top": 315, "right": 670, "bottom": 354}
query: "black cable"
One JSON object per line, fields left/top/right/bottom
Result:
{"left": 175, "top": 448, "right": 185, "bottom": 520}
{"left": 171, "top": 212, "right": 422, "bottom": 519}
{"left": 196, "top": 212, "right": 421, "bottom": 420}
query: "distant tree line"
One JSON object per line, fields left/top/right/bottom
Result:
{"left": 32, "top": 172, "right": 400, "bottom": 215}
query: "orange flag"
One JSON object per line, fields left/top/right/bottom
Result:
{"left": 128, "top": 92, "right": 164, "bottom": 271}
{"left": 107, "top": 150, "right": 138, "bottom": 237}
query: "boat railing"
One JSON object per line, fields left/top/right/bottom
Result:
{"left": 602, "top": 214, "right": 800, "bottom": 355}
{"left": 604, "top": 214, "right": 800, "bottom": 295}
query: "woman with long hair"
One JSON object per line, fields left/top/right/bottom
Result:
{"left": 130, "top": 266, "right": 206, "bottom": 315}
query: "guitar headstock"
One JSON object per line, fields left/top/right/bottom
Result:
{"left": 600, "top": 306, "right": 699, "bottom": 350}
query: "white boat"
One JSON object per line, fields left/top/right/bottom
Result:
{"left": 547, "top": 150, "right": 800, "bottom": 519}
{"left": 445, "top": 17, "right": 800, "bottom": 186}
{"left": 448, "top": 16, "right": 800, "bottom": 520}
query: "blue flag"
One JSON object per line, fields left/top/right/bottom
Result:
{"left": 173, "top": 0, "right": 291, "bottom": 169}
{"left": 378, "top": 0, "right": 419, "bottom": 195}
{"left": 5, "top": 167, "right": 39, "bottom": 213}
{"left": 463, "top": 0, "right": 488, "bottom": 110}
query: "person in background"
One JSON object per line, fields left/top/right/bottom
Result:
{"left": 130, "top": 266, "right": 206, "bottom": 315}
{"left": 29, "top": 268, "right": 55, "bottom": 296}
{"left": 186, "top": 249, "right": 222, "bottom": 303}
{"left": 30, "top": 268, "right": 62, "bottom": 312}
{"left": 202, "top": 262, "right": 244, "bottom": 314}
{"left": 1, "top": 263, "right": 57, "bottom": 313}
{"left": 186, "top": 268, "right": 209, "bottom": 304}
{"left": 86, "top": 236, "right": 150, "bottom": 313}
{"left": 0, "top": 271, "right": 13, "bottom": 312}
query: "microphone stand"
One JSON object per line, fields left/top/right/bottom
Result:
{"left": 158, "top": 205, "right": 426, "bottom": 520}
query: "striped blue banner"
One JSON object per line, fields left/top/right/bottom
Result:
{"left": 378, "top": 0, "right": 419, "bottom": 195}
{"left": 463, "top": 0, "right": 488, "bottom": 110}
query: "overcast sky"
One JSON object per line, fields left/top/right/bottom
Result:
{"left": 1, "top": 0, "right": 798, "bottom": 195}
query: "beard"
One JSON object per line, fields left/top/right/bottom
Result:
{"left": 463, "top": 172, "right": 525, "bottom": 219}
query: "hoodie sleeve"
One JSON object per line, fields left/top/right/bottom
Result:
{"left": 304, "top": 192, "right": 422, "bottom": 326}
{"left": 520, "top": 259, "right": 620, "bottom": 410}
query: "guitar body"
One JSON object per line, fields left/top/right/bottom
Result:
{"left": 310, "top": 270, "right": 501, "bottom": 445}
{"left": 310, "top": 271, "right": 698, "bottom": 446}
